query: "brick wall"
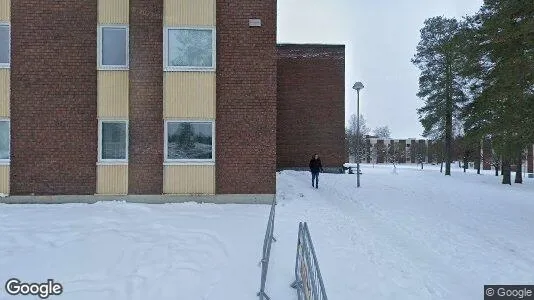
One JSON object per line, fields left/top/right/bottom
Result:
{"left": 398, "top": 140, "right": 406, "bottom": 163}
{"left": 215, "top": 0, "right": 277, "bottom": 194}
{"left": 10, "top": 1, "right": 97, "bottom": 195}
{"left": 276, "top": 44, "right": 345, "bottom": 170}
{"left": 128, "top": 0, "right": 164, "bottom": 194}
{"left": 376, "top": 140, "right": 386, "bottom": 163}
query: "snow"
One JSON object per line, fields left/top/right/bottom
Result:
{"left": 1, "top": 164, "right": 533, "bottom": 299}
{"left": 0, "top": 202, "right": 267, "bottom": 299}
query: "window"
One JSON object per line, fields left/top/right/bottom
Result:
{"left": 165, "top": 121, "right": 214, "bottom": 163}
{"left": 0, "top": 24, "right": 10, "bottom": 68}
{"left": 99, "top": 121, "right": 128, "bottom": 162}
{"left": 98, "top": 26, "right": 128, "bottom": 69}
{"left": 0, "top": 120, "right": 9, "bottom": 162}
{"left": 164, "top": 27, "right": 215, "bottom": 71}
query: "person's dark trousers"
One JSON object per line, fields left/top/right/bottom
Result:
{"left": 311, "top": 171, "right": 319, "bottom": 188}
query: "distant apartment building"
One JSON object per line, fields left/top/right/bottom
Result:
{"left": 356, "top": 136, "right": 533, "bottom": 175}
{"left": 361, "top": 137, "right": 435, "bottom": 164}
{"left": 0, "top": 0, "right": 346, "bottom": 202}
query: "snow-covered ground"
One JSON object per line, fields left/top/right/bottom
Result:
{"left": 0, "top": 202, "right": 268, "bottom": 299}
{"left": 1, "top": 164, "right": 533, "bottom": 299}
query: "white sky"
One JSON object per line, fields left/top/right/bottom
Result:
{"left": 277, "top": 0, "right": 483, "bottom": 138}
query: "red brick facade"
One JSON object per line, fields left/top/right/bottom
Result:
{"left": 276, "top": 44, "right": 346, "bottom": 170}
{"left": 3, "top": 1, "right": 348, "bottom": 197}
{"left": 128, "top": 0, "right": 164, "bottom": 194}
{"left": 10, "top": 1, "right": 98, "bottom": 195}
{"left": 215, "top": 0, "right": 278, "bottom": 194}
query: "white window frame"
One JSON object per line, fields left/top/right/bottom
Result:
{"left": 163, "top": 26, "right": 216, "bottom": 72}
{"left": 0, "top": 119, "right": 9, "bottom": 164}
{"left": 97, "top": 25, "right": 129, "bottom": 70}
{"left": 0, "top": 23, "right": 10, "bottom": 68}
{"left": 164, "top": 120, "right": 215, "bottom": 165}
{"left": 98, "top": 120, "right": 128, "bottom": 164}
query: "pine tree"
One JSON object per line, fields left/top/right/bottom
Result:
{"left": 413, "top": 17, "right": 469, "bottom": 176}
{"left": 460, "top": 0, "right": 534, "bottom": 184}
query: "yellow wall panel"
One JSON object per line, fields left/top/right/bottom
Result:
{"left": 98, "top": 71, "right": 129, "bottom": 118}
{"left": 164, "top": 72, "right": 215, "bottom": 119}
{"left": 0, "top": 165, "right": 8, "bottom": 194}
{"left": 0, "top": 0, "right": 9, "bottom": 22}
{"left": 164, "top": 0, "right": 215, "bottom": 26}
{"left": 97, "top": 165, "right": 128, "bottom": 195}
{"left": 98, "top": 0, "right": 129, "bottom": 24}
{"left": 164, "top": 165, "right": 215, "bottom": 194}
{"left": 0, "top": 69, "right": 8, "bottom": 117}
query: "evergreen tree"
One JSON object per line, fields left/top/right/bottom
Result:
{"left": 412, "top": 17, "right": 469, "bottom": 176}
{"left": 460, "top": 0, "right": 534, "bottom": 184}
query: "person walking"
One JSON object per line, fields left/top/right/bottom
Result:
{"left": 309, "top": 154, "right": 323, "bottom": 188}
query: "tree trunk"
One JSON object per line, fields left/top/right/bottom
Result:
{"left": 445, "top": 62, "right": 452, "bottom": 176}
{"left": 495, "top": 165, "right": 499, "bottom": 176}
{"left": 463, "top": 156, "right": 467, "bottom": 173}
{"left": 477, "top": 139, "right": 482, "bottom": 174}
{"left": 515, "top": 158, "right": 523, "bottom": 184}
{"left": 440, "top": 159, "right": 444, "bottom": 173}
{"left": 502, "top": 159, "right": 511, "bottom": 185}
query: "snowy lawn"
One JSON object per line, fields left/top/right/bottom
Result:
{"left": 0, "top": 203, "right": 268, "bottom": 300}
{"left": 1, "top": 164, "right": 533, "bottom": 299}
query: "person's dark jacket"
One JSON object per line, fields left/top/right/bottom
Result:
{"left": 309, "top": 158, "right": 323, "bottom": 173}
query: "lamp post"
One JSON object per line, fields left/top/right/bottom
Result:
{"left": 352, "top": 81, "right": 364, "bottom": 188}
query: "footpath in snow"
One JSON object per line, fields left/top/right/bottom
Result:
{"left": 270, "top": 165, "right": 534, "bottom": 299}
{"left": 0, "top": 164, "right": 533, "bottom": 299}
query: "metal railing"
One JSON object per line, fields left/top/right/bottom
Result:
{"left": 257, "top": 198, "right": 277, "bottom": 300}
{"left": 291, "top": 222, "right": 328, "bottom": 300}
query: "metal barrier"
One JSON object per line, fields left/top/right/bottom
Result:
{"left": 257, "top": 198, "right": 277, "bottom": 300}
{"left": 291, "top": 222, "right": 328, "bottom": 300}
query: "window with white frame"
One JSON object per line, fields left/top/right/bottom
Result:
{"left": 164, "top": 27, "right": 215, "bottom": 71}
{"left": 165, "top": 121, "right": 214, "bottom": 162}
{"left": 0, "top": 120, "right": 9, "bottom": 162}
{"left": 99, "top": 121, "right": 128, "bottom": 162}
{"left": 0, "top": 24, "right": 10, "bottom": 68}
{"left": 98, "top": 26, "right": 128, "bottom": 69}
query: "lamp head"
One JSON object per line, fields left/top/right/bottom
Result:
{"left": 353, "top": 82, "right": 364, "bottom": 91}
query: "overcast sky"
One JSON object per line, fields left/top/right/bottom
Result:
{"left": 277, "top": 0, "right": 483, "bottom": 139}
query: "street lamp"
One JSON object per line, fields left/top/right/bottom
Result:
{"left": 352, "top": 81, "right": 364, "bottom": 188}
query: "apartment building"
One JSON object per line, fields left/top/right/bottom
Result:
{"left": 363, "top": 137, "right": 534, "bottom": 175}
{"left": 0, "top": 0, "right": 346, "bottom": 202}
{"left": 359, "top": 137, "right": 433, "bottom": 164}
